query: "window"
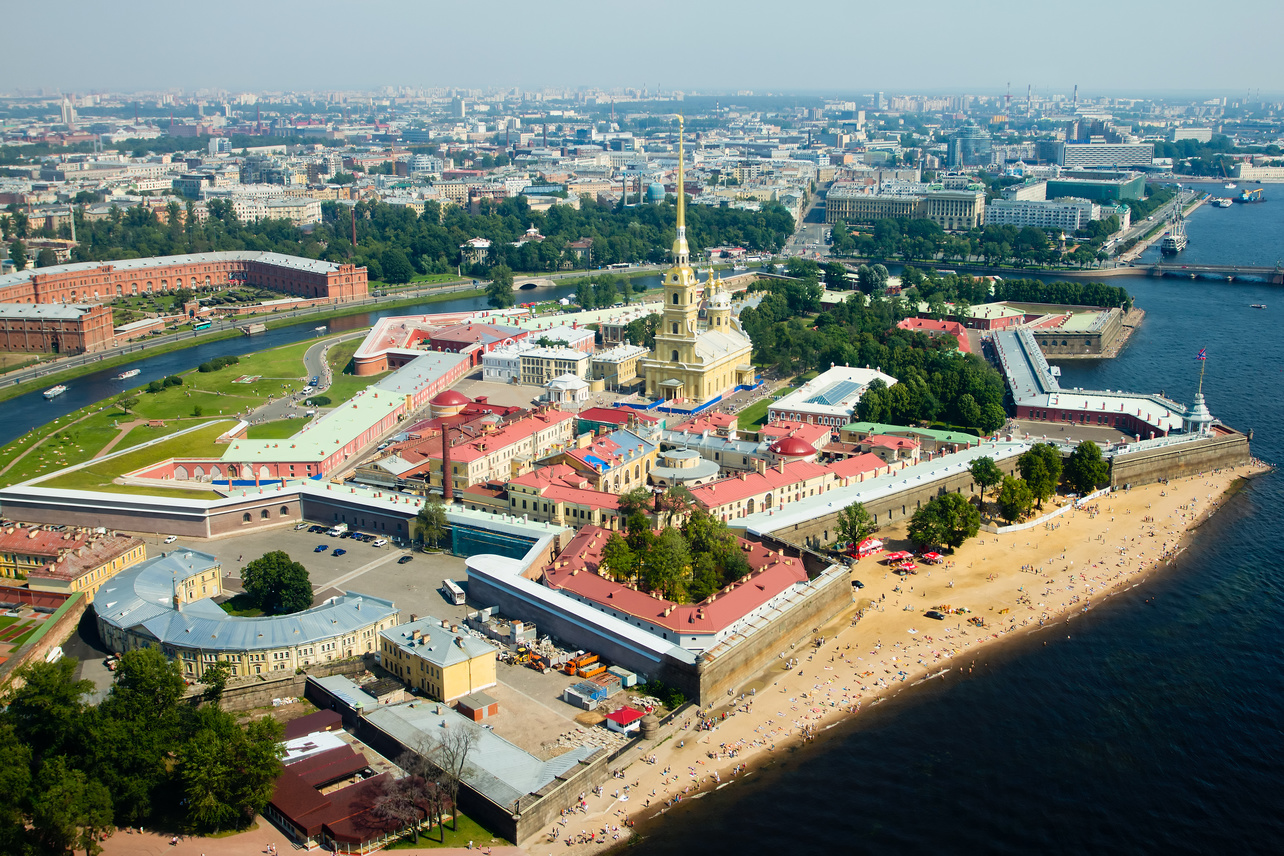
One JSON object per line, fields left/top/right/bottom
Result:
{"left": 243, "top": 512, "right": 252, "bottom": 523}
{"left": 672, "top": 293, "right": 679, "bottom": 304}
{"left": 261, "top": 509, "right": 270, "bottom": 520}
{"left": 671, "top": 350, "right": 679, "bottom": 362}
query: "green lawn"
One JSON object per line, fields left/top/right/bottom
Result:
{"left": 384, "top": 812, "right": 509, "bottom": 850}
{"left": 39, "top": 420, "right": 232, "bottom": 493}
{"left": 5, "top": 626, "right": 39, "bottom": 648}
{"left": 737, "top": 385, "right": 796, "bottom": 430}
{"left": 244, "top": 420, "right": 305, "bottom": 440}
{"left": 0, "top": 616, "right": 18, "bottom": 630}
{"left": 218, "top": 593, "right": 263, "bottom": 617}
{"left": 323, "top": 339, "right": 388, "bottom": 402}
{"left": 0, "top": 410, "right": 131, "bottom": 484}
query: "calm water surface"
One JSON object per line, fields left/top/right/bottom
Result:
{"left": 629, "top": 193, "right": 1284, "bottom": 855}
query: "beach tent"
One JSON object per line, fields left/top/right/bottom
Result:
{"left": 884, "top": 551, "right": 912, "bottom": 562}
{"left": 856, "top": 538, "right": 884, "bottom": 558}
{"left": 922, "top": 552, "right": 943, "bottom": 563}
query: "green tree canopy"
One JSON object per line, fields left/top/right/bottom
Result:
{"left": 380, "top": 247, "right": 415, "bottom": 283}
{"left": 240, "top": 550, "right": 313, "bottom": 615}
{"left": 599, "top": 533, "right": 637, "bottom": 582}
{"left": 1018, "top": 443, "right": 1063, "bottom": 508}
{"left": 1065, "top": 440, "right": 1109, "bottom": 495}
{"left": 907, "top": 492, "right": 981, "bottom": 550}
{"left": 968, "top": 456, "right": 1004, "bottom": 498}
{"left": 415, "top": 495, "right": 448, "bottom": 548}
{"left": 996, "top": 475, "right": 1035, "bottom": 524}
{"left": 486, "top": 264, "right": 515, "bottom": 308}
{"left": 176, "top": 707, "right": 284, "bottom": 833}
{"left": 835, "top": 500, "right": 879, "bottom": 548}
{"left": 9, "top": 240, "right": 27, "bottom": 272}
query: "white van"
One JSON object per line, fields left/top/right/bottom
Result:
{"left": 326, "top": 523, "right": 349, "bottom": 537}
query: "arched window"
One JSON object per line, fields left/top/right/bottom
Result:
{"left": 280, "top": 506, "right": 290, "bottom": 516}
{"left": 261, "top": 509, "right": 270, "bottom": 520}
{"left": 671, "top": 350, "right": 679, "bottom": 362}
{"left": 242, "top": 512, "right": 252, "bottom": 523}
{"left": 672, "top": 322, "right": 679, "bottom": 334}
{"left": 671, "top": 292, "right": 679, "bottom": 304}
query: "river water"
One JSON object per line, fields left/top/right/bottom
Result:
{"left": 627, "top": 189, "right": 1284, "bottom": 854}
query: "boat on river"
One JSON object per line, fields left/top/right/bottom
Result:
{"left": 1237, "top": 188, "right": 1265, "bottom": 203}
{"left": 1213, "top": 197, "right": 1233, "bottom": 208}
{"left": 43, "top": 385, "right": 67, "bottom": 399}
{"left": 1251, "top": 304, "right": 1267, "bottom": 310}
{"left": 115, "top": 369, "right": 140, "bottom": 380}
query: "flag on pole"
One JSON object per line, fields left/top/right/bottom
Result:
{"left": 1196, "top": 348, "right": 1207, "bottom": 360}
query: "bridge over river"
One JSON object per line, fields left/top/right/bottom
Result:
{"left": 1148, "top": 262, "right": 1284, "bottom": 284}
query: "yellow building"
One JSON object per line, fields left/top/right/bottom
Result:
{"left": 379, "top": 616, "right": 498, "bottom": 702}
{"left": 640, "top": 117, "right": 755, "bottom": 408}
{"left": 1, "top": 525, "right": 146, "bottom": 602}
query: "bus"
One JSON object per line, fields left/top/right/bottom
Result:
{"left": 192, "top": 320, "right": 212, "bottom": 331}
{"left": 441, "top": 579, "right": 466, "bottom": 605}
{"left": 607, "top": 262, "right": 631, "bottom": 271}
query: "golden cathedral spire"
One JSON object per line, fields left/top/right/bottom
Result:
{"left": 672, "top": 115, "right": 689, "bottom": 264}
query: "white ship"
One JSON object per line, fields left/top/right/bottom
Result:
{"left": 115, "top": 369, "right": 140, "bottom": 380}
{"left": 43, "top": 385, "right": 68, "bottom": 399}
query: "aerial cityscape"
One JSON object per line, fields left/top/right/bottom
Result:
{"left": 1, "top": 3, "right": 1281, "bottom": 855}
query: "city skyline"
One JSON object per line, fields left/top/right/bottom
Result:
{"left": 5, "top": 0, "right": 1282, "bottom": 96}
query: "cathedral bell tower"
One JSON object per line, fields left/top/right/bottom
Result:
{"left": 656, "top": 116, "right": 699, "bottom": 365}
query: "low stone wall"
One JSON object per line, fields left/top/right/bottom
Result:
{"left": 196, "top": 656, "right": 369, "bottom": 712}
{"left": 0, "top": 593, "right": 86, "bottom": 690}
{"left": 1110, "top": 431, "right": 1251, "bottom": 488}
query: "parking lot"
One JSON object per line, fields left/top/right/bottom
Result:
{"left": 91, "top": 522, "right": 646, "bottom": 757}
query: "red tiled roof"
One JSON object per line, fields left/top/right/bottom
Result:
{"left": 283, "top": 709, "right": 343, "bottom": 741}
{"left": 759, "top": 420, "right": 830, "bottom": 446}
{"left": 579, "top": 406, "right": 662, "bottom": 426}
{"left": 827, "top": 453, "right": 889, "bottom": 480}
{"left": 690, "top": 460, "right": 831, "bottom": 508}
{"left": 510, "top": 464, "right": 620, "bottom": 510}
{"left": 897, "top": 317, "right": 971, "bottom": 353}
{"left": 865, "top": 434, "right": 919, "bottom": 450}
{"left": 669, "top": 412, "right": 737, "bottom": 434}
{"left": 390, "top": 409, "right": 574, "bottom": 472}
{"left": 542, "top": 525, "right": 809, "bottom": 635}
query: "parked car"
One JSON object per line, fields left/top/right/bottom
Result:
{"left": 315, "top": 544, "right": 329, "bottom": 552}
{"left": 925, "top": 610, "right": 946, "bottom": 620}
{"left": 397, "top": 555, "right": 413, "bottom": 564}
{"left": 373, "top": 538, "right": 387, "bottom": 547}
{"left": 163, "top": 535, "right": 177, "bottom": 544}
{"left": 294, "top": 522, "right": 308, "bottom": 530}
{"left": 852, "top": 579, "right": 865, "bottom": 589}
{"left": 309, "top": 525, "right": 326, "bottom": 533}
{"left": 333, "top": 548, "right": 346, "bottom": 556}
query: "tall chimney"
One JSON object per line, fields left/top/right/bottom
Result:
{"left": 441, "top": 426, "right": 454, "bottom": 501}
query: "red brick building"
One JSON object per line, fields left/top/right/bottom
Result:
{"left": 0, "top": 251, "right": 366, "bottom": 305}
{"left": 0, "top": 303, "right": 115, "bottom": 354}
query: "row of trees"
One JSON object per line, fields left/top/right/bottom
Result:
{"left": 40, "top": 192, "right": 796, "bottom": 282}
{"left": 828, "top": 217, "right": 1114, "bottom": 269}
{"left": 969, "top": 442, "right": 1110, "bottom": 524}
{"left": 0, "top": 649, "right": 284, "bottom": 854}
{"left": 595, "top": 489, "right": 754, "bottom": 604}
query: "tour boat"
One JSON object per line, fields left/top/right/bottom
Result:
{"left": 115, "top": 369, "right": 140, "bottom": 380}
{"left": 1225, "top": 183, "right": 1237, "bottom": 190}
{"left": 43, "top": 385, "right": 67, "bottom": 400}
{"left": 1251, "top": 304, "right": 1267, "bottom": 310}
{"left": 1214, "top": 197, "right": 1234, "bottom": 208}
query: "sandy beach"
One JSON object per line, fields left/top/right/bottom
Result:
{"left": 535, "top": 463, "right": 1271, "bottom": 855}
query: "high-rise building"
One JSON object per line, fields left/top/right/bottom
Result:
{"left": 947, "top": 122, "right": 992, "bottom": 168}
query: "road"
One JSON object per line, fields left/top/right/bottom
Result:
{"left": 782, "top": 186, "right": 830, "bottom": 259}
{"left": 243, "top": 329, "right": 367, "bottom": 424}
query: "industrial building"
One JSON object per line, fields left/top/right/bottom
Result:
{"left": 0, "top": 303, "right": 116, "bottom": 355}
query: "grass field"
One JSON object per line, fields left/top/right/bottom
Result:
{"left": 39, "top": 420, "right": 232, "bottom": 493}
{"left": 0, "top": 409, "right": 135, "bottom": 484}
{"left": 323, "top": 339, "right": 388, "bottom": 403}
{"left": 218, "top": 593, "right": 264, "bottom": 617}
{"left": 385, "top": 812, "right": 509, "bottom": 850}
{"left": 738, "top": 385, "right": 797, "bottom": 430}
{"left": 244, "top": 420, "right": 306, "bottom": 440}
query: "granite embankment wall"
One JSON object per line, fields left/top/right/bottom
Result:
{"left": 190, "top": 656, "right": 369, "bottom": 712}
{"left": 1110, "top": 431, "right": 1251, "bottom": 487}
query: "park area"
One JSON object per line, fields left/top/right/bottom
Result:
{"left": 0, "top": 334, "right": 379, "bottom": 492}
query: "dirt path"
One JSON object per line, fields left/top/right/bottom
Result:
{"left": 93, "top": 419, "right": 143, "bottom": 459}
{"left": 0, "top": 409, "right": 103, "bottom": 480}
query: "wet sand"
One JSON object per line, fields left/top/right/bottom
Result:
{"left": 538, "top": 464, "right": 1270, "bottom": 854}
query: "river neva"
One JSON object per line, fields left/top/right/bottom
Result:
{"left": 625, "top": 189, "right": 1284, "bottom": 854}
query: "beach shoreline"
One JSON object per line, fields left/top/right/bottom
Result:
{"left": 535, "top": 463, "right": 1273, "bottom": 855}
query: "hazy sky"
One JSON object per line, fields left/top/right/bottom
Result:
{"left": 6, "top": 0, "right": 1281, "bottom": 98}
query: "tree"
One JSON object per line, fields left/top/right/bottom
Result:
{"left": 380, "top": 248, "right": 414, "bottom": 284}
{"left": 0, "top": 724, "right": 32, "bottom": 855}
{"left": 30, "top": 756, "right": 114, "bottom": 856}
{"left": 373, "top": 773, "right": 435, "bottom": 844}
{"left": 1018, "top": 442, "right": 1063, "bottom": 508}
{"left": 36, "top": 248, "right": 58, "bottom": 268}
{"left": 415, "top": 495, "right": 448, "bottom": 548}
{"left": 1065, "top": 440, "right": 1109, "bottom": 495}
{"left": 656, "top": 484, "right": 694, "bottom": 528}
{"left": 996, "top": 476, "right": 1035, "bottom": 524}
{"left": 617, "top": 486, "right": 653, "bottom": 520}
{"left": 907, "top": 492, "right": 980, "bottom": 550}
{"left": 240, "top": 550, "right": 313, "bottom": 615}
{"left": 432, "top": 722, "right": 479, "bottom": 831}
{"left": 643, "top": 527, "right": 691, "bottom": 601}
{"left": 2, "top": 657, "right": 93, "bottom": 761}
{"left": 485, "top": 264, "right": 515, "bottom": 309}
{"left": 968, "top": 456, "right": 1004, "bottom": 501}
{"left": 9, "top": 240, "right": 27, "bottom": 272}
{"left": 823, "top": 261, "right": 849, "bottom": 289}
{"left": 835, "top": 501, "right": 878, "bottom": 549}
{"left": 599, "top": 534, "right": 637, "bottom": 582}
{"left": 200, "top": 661, "right": 234, "bottom": 707}
{"left": 575, "top": 279, "right": 595, "bottom": 310}
{"left": 176, "top": 708, "right": 283, "bottom": 833}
